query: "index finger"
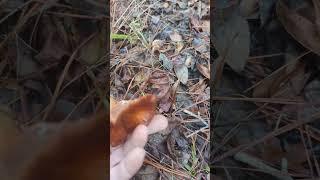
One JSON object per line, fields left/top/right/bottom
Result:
{"left": 146, "top": 115, "right": 168, "bottom": 135}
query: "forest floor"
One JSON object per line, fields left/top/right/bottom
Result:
{"left": 111, "top": 0, "right": 210, "bottom": 179}
{"left": 213, "top": 0, "right": 320, "bottom": 179}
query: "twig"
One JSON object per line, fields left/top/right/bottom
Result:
{"left": 183, "top": 109, "right": 208, "bottom": 126}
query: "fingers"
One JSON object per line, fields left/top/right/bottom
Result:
{"left": 110, "top": 147, "right": 145, "bottom": 180}
{"left": 111, "top": 125, "right": 148, "bottom": 167}
{"left": 123, "top": 125, "right": 148, "bottom": 154}
{"left": 147, "top": 115, "right": 168, "bottom": 135}
{"left": 110, "top": 115, "right": 168, "bottom": 169}
{"left": 110, "top": 147, "right": 124, "bottom": 167}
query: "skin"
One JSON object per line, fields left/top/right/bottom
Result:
{"left": 110, "top": 115, "right": 168, "bottom": 180}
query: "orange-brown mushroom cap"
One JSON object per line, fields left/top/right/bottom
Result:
{"left": 110, "top": 94, "right": 157, "bottom": 147}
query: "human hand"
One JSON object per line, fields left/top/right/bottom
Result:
{"left": 110, "top": 115, "right": 168, "bottom": 180}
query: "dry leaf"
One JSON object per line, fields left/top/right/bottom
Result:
{"left": 110, "top": 94, "right": 157, "bottom": 146}
{"left": 174, "top": 64, "right": 188, "bottom": 85}
{"left": 152, "top": 39, "right": 164, "bottom": 53}
{"left": 148, "top": 71, "right": 172, "bottom": 112}
{"left": 190, "top": 15, "right": 202, "bottom": 32}
{"left": 201, "top": 20, "right": 210, "bottom": 33}
{"left": 175, "top": 41, "right": 184, "bottom": 54}
{"left": 189, "top": 79, "right": 207, "bottom": 94}
{"left": 159, "top": 53, "right": 173, "bottom": 71}
{"left": 169, "top": 31, "right": 183, "bottom": 42}
{"left": 213, "top": 10, "right": 250, "bottom": 72}
{"left": 277, "top": 0, "right": 320, "bottom": 56}
{"left": 253, "top": 61, "right": 302, "bottom": 98}
{"left": 196, "top": 63, "right": 210, "bottom": 79}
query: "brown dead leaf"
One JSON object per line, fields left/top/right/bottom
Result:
{"left": 189, "top": 79, "right": 207, "bottom": 94}
{"left": 277, "top": 0, "right": 320, "bottom": 56}
{"left": 148, "top": 70, "right": 170, "bottom": 98}
{"left": 196, "top": 63, "right": 210, "bottom": 79}
{"left": 158, "top": 90, "right": 172, "bottom": 113}
{"left": 148, "top": 70, "right": 172, "bottom": 112}
{"left": 170, "top": 80, "right": 180, "bottom": 110}
{"left": 272, "top": 63, "right": 310, "bottom": 99}
{"left": 201, "top": 20, "right": 210, "bottom": 33}
{"left": 190, "top": 15, "right": 202, "bottom": 32}
{"left": 253, "top": 61, "right": 302, "bottom": 98}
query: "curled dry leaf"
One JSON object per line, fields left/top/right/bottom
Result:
{"left": 277, "top": 0, "right": 320, "bottom": 56}
{"left": 152, "top": 39, "right": 164, "bottom": 53}
{"left": 196, "top": 63, "right": 210, "bottom": 79}
{"left": 110, "top": 94, "right": 157, "bottom": 147}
